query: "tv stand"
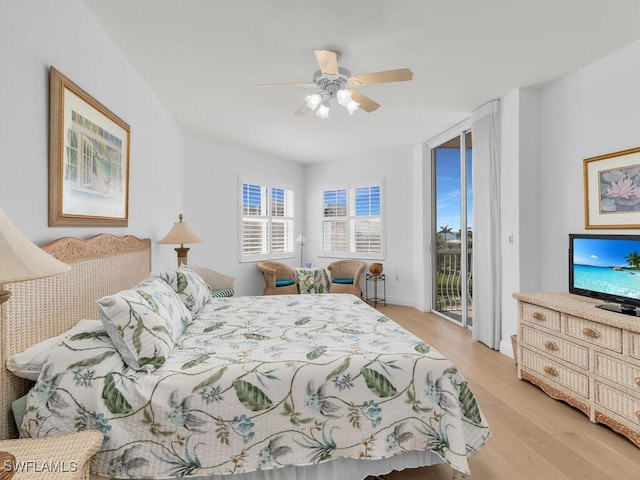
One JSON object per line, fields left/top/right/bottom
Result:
{"left": 513, "top": 291, "right": 640, "bottom": 449}
{"left": 596, "top": 303, "right": 640, "bottom": 316}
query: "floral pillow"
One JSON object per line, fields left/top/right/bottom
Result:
{"left": 157, "top": 265, "right": 211, "bottom": 315}
{"left": 97, "top": 278, "right": 192, "bottom": 371}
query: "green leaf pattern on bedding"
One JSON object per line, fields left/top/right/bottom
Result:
{"left": 20, "top": 294, "right": 490, "bottom": 479}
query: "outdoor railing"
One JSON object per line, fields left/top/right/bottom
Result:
{"left": 435, "top": 248, "right": 472, "bottom": 313}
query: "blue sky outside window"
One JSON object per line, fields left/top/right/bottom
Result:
{"left": 354, "top": 186, "right": 380, "bottom": 216}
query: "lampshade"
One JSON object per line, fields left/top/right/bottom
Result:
{"left": 158, "top": 214, "right": 202, "bottom": 247}
{"left": 295, "top": 234, "right": 308, "bottom": 243}
{"left": 0, "top": 204, "right": 71, "bottom": 305}
{"left": 159, "top": 214, "right": 202, "bottom": 267}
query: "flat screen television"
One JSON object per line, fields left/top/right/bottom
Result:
{"left": 569, "top": 233, "right": 640, "bottom": 315}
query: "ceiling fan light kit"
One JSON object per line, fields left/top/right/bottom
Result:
{"left": 256, "top": 49, "right": 413, "bottom": 119}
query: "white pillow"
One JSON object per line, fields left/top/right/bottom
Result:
{"left": 157, "top": 265, "right": 212, "bottom": 314}
{"left": 6, "top": 319, "right": 102, "bottom": 380}
{"left": 98, "top": 278, "right": 191, "bottom": 371}
{"left": 190, "top": 266, "right": 235, "bottom": 292}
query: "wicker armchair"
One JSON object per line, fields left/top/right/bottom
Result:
{"left": 257, "top": 261, "right": 299, "bottom": 295}
{"left": 327, "top": 260, "right": 366, "bottom": 297}
{"left": 0, "top": 430, "right": 103, "bottom": 480}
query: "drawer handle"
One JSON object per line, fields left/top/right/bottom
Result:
{"left": 582, "top": 328, "right": 600, "bottom": 338}
{"left": 532, "top": 312, "right": 545, "bottom": 321}
{"left": 543, "top": 366, "right": 558, "bottom": 376}
{"left": 544, "top": 341, "right": 559, "bottom": 351}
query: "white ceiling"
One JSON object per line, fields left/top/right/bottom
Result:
{"left": 81, "top": 0, "right": 640, "bottom": 164}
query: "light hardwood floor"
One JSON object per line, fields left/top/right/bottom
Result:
{"left": 368, "top": 304, "right": 640, "bottom": 480}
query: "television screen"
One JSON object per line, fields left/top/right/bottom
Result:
{"left": 569, "top": 234, "right": 640, "bottom": 310}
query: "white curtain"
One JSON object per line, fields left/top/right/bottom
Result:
{"left": 471, "top": 100, "right": 501, "bottom": 349}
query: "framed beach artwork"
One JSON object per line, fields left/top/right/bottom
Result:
{"left": 49, "top": 67, "right": 130, "bottom": 227}
{"left": 584, "top": 147, "right": 640, "bottom": 229}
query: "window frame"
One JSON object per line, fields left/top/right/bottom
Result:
{"left": 318, "top": 179, "right": 385, "bottom": 260}
{"left": 239, "top": 178, "right": 295, "bottom": 263}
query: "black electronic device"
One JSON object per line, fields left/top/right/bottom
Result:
{"left": 569, "top": 233, "right": 640, "bottom": 316}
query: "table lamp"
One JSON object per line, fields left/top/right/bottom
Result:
{"left": 295, "top": 233, "right": 308, "bottom": 267}
{"left": 158, "top": 213, "right": 202, "bottom": 266}
{"left": 0, "top": 204, "right": 71, "bottom": 306}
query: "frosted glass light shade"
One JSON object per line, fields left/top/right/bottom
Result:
{"left": 305, "top": 93, "right": 322, "bottom": 110}
{"left": 0, "top": 204, "right": 70, "bottom": 284}
{"left": 315, "top": 104, "right": 330, "bottom": 119}
{"left": 336, "top": 89, "right": 352, "bottom": 106}
{"left": 345, "top": 100, "right": 360, "bottom": 115}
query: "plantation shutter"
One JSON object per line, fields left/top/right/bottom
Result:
{"left": 242, "top": 183, "right": 269, "bottom": 256}
{"left": 321, "top": 183, "right": 383, "bottom": 258}
{"left": 241, "top": 182, "right": 295, "bottom": 260}
{"left": 322, "top": 189, "right": 348, "bottom": 252}
{"left": 271, "top": 187, "right": 294, "bottom": 254}
{"left": 351, "top": 186, "right": 382, "bottom": 254}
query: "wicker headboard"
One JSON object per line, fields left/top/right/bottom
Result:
{"left": 0, "top": 234, "right": 151, "bottom": 439}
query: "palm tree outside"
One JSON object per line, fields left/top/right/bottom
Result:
{"left": 625, "top": 251, "right": 640, "bottom": 270}
{"left": 439, "top": 225, "right": 453, "bottom": 241}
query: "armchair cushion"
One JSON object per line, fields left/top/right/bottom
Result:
{"left": 257, "top": 261, "right": 299, "bottom": 295}
{"left": 332, "top": 278, "right": 355, "bottom": 284}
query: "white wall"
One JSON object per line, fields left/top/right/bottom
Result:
{"left": 183, "top": 135, "right": 304, "bottom": 296}
{"left": 500, "top": 39, "right": 640, "bottom": 357}
{"left": 500, "top": 87, "right": 541, "bottom": 356}
{"left": 303, "top": 147, "right": 418, "bottom": 307}
{"left": 0, "top": 0, "right": 183, "bottom": 271}
{"left": 538, "top": 39, "right": 640, "bottom": 290}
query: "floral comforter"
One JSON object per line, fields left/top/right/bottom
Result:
{"left": 20, "top": 294, "right": 490, "bottom": 478}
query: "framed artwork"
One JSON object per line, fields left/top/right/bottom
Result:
{"left": 584, "top": 147, "right": 640, "bottom": 229}
{"left": 49, "top": 66, "right": 130, "bottom": 227}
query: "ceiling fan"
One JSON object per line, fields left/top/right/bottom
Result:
{"left": 255, "top": 49, "right": 413, "bottom": 118}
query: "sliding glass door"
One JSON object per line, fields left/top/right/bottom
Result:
{"left": 432, "top": 131, "right": 473, "bottom": 328}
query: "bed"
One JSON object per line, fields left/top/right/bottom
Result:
{"left": 0, "top": 235, "right": 490, "bottom": 479}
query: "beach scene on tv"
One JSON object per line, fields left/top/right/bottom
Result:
{"left": 573, "top": 237, "right": 640, "bottom": 301}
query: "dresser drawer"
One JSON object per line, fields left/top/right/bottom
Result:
{"left": 631, "top": 332, "right": 640, "bottom": 361}
{"left": 521, "top": 347, "right": 589, "bottom": 398}
{"left": 521, "top": 325, "right": 589, "bottom": 370}
{"left": 595, "top": 352, "right": 640, "bottom": 392}
{"left": 520, "top": 303, "right": 561, "bottom": 332}
{"left": 594, "top": 381, "right": 640, "bottom": 427}
{"left": 564, "top": 315, "right": 622, "bottom": 353}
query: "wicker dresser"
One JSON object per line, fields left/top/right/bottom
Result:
{"left": 513, "top": 291, "right": 640, "bottom": 447}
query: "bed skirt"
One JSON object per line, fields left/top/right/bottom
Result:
{"left": 90, "top": 450, "right": 448, "bottom": 480}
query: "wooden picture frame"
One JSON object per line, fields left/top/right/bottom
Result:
{"left": 584, "top": 147, "right": 640, "bottom": 229}
{"left": 49, "top": 67, "right": 130, "bottom": 227}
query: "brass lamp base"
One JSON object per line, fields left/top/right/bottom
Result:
{"left": 0, "top": 289, "right": 11, "bottom": 306}
{"left": 175, "top": 247, "right": 190, "bottom": 266}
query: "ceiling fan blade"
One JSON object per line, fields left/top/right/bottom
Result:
{"left": 294, "top": 103, "right": 311, "bottom": 116}
{"left": 349, "top": 89, "right": 380, "bottom": 112}
{"left": 314, "top": 50, "right": 339, "bottom": 75}
{"left": 254, "top": 81, "right": 309, "bottom": 88}
{"left": 348, "top": 68, "right": 414, "bottom": 86}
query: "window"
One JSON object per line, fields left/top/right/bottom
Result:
{"left": 240, "top": 182, "right": 294, "bottom": 261}
{"left": 321, "top": 182, "right": 384, "bottom": 259}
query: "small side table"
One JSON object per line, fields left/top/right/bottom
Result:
{"left": 365, "top": 273, "right": 386, "bottom": 307}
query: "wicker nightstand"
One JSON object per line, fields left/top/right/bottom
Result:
{"left": 0, "top": 431, "right": 102, "bottom": 479}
